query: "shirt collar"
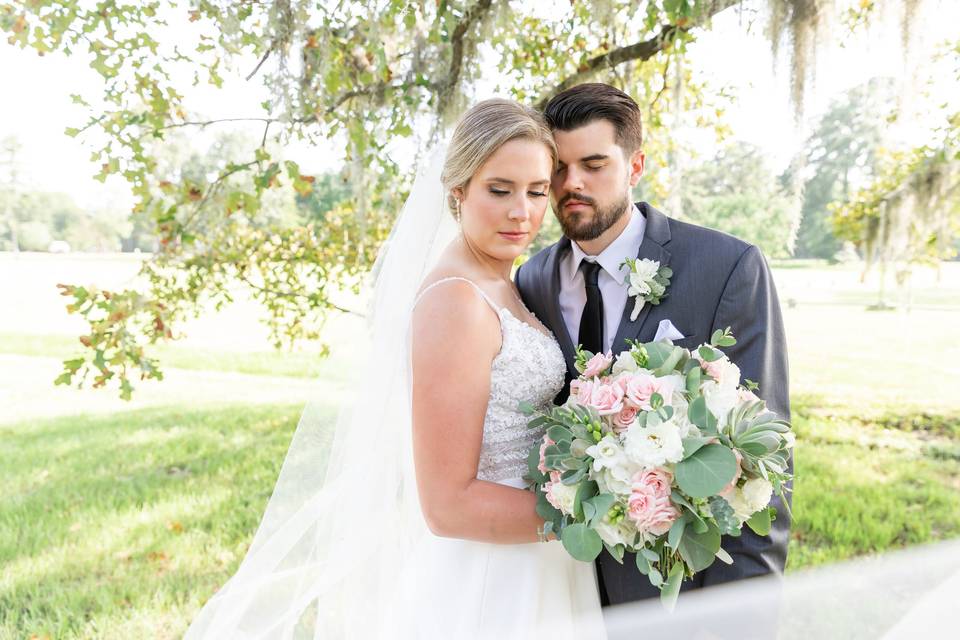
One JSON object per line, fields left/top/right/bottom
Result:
{"left": 568, "top": 204, "right": 647, "bottom": 285}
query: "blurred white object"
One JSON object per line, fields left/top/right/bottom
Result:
{"left": 47, "top": 240, "right": 70, "bottom": 253}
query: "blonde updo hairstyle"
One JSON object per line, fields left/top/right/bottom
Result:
{"left": 441, "top": 98, "right": 557, "bottom": 218}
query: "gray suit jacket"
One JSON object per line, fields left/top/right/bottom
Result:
{"left": 515, "top": 202, "right": 791, "bottom": 606}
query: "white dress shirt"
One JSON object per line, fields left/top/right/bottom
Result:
{"left": 559, "top": 204, "right": 647, "bottom": 354}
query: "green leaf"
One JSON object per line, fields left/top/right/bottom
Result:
{"left": 648, "top": 566, "right": 663, "bottom": 587}
{"left": 561, "top": 524, "right": 603, "bottom": 562}
{"left": 682, "top": 436, "right": 712, "bottom": 458}
{"left": 526, "top": 444, "right": 546, "bottom": 482}
{"left": 686, "top": 366, "right": 702, "bottom": 395}
{"left": 660, "top": 562, "right": 684, "bottom": 611}
{"left": 582, "top": 493, "right": 616, "bottom": 527}
{"left": 746, "top": 507, "right": 772, "bottom": 536}
{"left": 698, "top": 345, "right": 722, "bottom": 362}
{"left": 635, "top": 551, "right": 651, "bottom": 575}
{"left": 572, "top": 480, "right": 598, "bottom": 518}
{"left": 639, "top": 547, "right": 660, "bottom": 563}
{"left": 675, "top": 444, "right": 737, "bottom": 498}
{"left": 547, "top": 425, "right": 573, "bottom": 443}
{"left": 667, "top": 517, "right": 686, "bottom": 550}
{"left": 536, "top": 489, "right": 561, "bottom": 522}
{"left": 652, "top": 345, "right": 683, "bottom": 376}
{"left": 687, "top": 396, "right": 718, "bottom": 434}
{"left": 677, "top": 522, "right": 721, "bottom": 572}
{"left": 644, "top": 341, "right": 675, "bottom": 369}
{"left": 708, "top": 496, "right": 741, "bottom": 537}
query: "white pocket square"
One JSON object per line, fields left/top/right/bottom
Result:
{"left": 653, "top": 319, "right": 685, "bottom": 343}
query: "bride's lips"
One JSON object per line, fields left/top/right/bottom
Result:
{"left": 498, "top": 231, "right": 528, "bottom": 241}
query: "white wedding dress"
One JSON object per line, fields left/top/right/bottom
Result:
{"left": 405, "top": 276, "right": 606, "bottom": 639}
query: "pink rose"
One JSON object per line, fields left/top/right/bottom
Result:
{"left": 570, "top": 379, "right": 595, "bottom": 405}
{"left": 702, "top": 359, "right": 724, "bottom": 381}
{"left": 582, "top": 352, "right": 613, "bottom": 378}
{"left": 612, "top": 405, "right": 638, "bottom": 435}
{"left": 738, "top": 388, "right": 760, "bottom": 404}
{"left": 627, "top": 485, "right": 680, "bottom": 536}
{"left": 624, "top": 373, "right": 662, "bottom": 410}
{"left": 589, "top": 382, "right": 625, "bottom": 416}
{"left": 538, "top": 435, "right": 555, "bottom": 474}
{"left": 632, "top": 467, "right": 674, "bottom": 498}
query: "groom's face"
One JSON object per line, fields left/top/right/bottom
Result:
{"left": 550, "top": 120, "right": 645, "bottom": 242}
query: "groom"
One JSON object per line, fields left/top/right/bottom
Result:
{"left": 515, "top": 83, "right": 791, "bottom": 605}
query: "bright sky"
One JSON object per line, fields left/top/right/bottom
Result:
{"left": 0, "top": 0, "right": 956, "bottom": 213}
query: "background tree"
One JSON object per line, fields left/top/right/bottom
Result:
{"left": 682, "top": 141, "right": 800, "bottom": 258}
{"left": 0, "top": 0, "right": 933, "bottom": 397}
{"left": 830, "top": 38, "right": 960, "bottom": 305}
{"left": 792, "top": 78, "right": 892, "bottom": 259}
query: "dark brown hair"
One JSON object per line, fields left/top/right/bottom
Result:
{"left": 543, "top": 83, "right": 643, "bottom": 154}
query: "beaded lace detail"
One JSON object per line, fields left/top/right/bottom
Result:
{"left": 413, "top": 277, "right": 566, "bottom": 483}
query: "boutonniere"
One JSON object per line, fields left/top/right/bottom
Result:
{"left": 621, "top": 258, "right": 672, "bottom": 321}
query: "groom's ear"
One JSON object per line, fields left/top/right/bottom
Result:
{"left": 628, "top": 149, "right": 645, "bottom": 187}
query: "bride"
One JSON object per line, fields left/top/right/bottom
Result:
{"left": 183, "top": 99, "right": 605, "bottom": 639}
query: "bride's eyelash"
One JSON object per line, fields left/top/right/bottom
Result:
{"left": 489, "top": 189, "right": 547, "bottom": 197}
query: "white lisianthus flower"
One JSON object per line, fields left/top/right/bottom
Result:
{"left": 612, "top": 351, "right": 639, "bottom": 375}
{"left": 623, "top": 420, "right": 684, "bottom": 468}
{"left": 587, "top": 435, "right": 627, "bottom": 473}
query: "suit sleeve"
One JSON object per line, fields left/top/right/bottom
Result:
{"left": 701, "top": 244, "right": 792, "bottom": 585}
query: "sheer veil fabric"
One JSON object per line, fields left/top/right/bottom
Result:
{"left": 184, "top": 146, "right": 456, "bottom": 638}
{"left": 183, "top": 146, "right": 606, "bottom": 639}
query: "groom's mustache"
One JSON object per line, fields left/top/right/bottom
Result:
{"left": 558, "top": 193, "right": 596, "bottom": 208}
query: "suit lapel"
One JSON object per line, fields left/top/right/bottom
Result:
{"left": 544, "top": 237, "right": 578, "bottom": 374}
{"left": 611, "top": 203, "right": 673, "bottom": 350}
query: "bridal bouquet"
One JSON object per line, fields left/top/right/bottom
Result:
{"left": 521, "top": 329, "right": 793, "bottom": 609}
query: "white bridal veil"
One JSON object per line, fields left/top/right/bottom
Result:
{"left": 184, "top": 145, "right": 458, "bottom": 638}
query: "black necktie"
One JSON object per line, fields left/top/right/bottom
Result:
{"left": 578, "top": 260, "right": 604, "bottom": 354}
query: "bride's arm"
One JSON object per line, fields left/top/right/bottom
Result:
{"left": 411, "top": 282, "right": 549, "bottom": 544}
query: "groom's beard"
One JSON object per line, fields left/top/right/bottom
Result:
{"left": 554, "top": 192, "right": 631, "bottom": 242}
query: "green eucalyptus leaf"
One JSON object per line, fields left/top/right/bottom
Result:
{"left": 561, "top": 524, "right": 603, "bottom": 562}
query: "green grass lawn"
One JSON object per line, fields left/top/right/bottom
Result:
{"left": 3, "top": 255, "right": 960, "bottom": 638}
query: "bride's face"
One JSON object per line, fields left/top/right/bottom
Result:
{"left": 457, "top": 138, "right": 553, "bottom": 262}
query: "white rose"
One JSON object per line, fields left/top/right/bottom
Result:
{"left": 623, "top": 420, "right": 684, "bottom": 468}
{"left": 612, "top": 352, "right": 639, "bottom": 376}
{"left": 742, "top": 477, "right": 773, "bottom": 513}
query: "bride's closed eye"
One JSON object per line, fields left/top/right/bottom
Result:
{"left": 488, "top": 188, "right": 548, "bottom": 198}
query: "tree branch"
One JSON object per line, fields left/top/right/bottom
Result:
{"left": 534, "top": 0, "right": 740, "bottom": 110}
{"left": 437, "top": 0, "right": 494, "bottom": 114}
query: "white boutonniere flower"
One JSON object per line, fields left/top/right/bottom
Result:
{"left": 621, "top": 258, "right": 672, "bottom": 321}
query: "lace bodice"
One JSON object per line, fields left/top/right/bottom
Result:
{"left": 413, "top": 277, "right": 567, "bottom": 483}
